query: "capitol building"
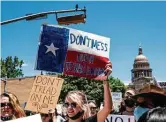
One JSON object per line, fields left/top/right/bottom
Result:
{"left": 129, "top": 46, "right": 158, "bottom": 90}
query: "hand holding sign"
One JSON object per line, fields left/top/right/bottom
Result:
{"left": 105, "top": 61, "right": 112, "bottom": 78}
{"left": 94, "top": 61, "right": 112, "bottom": 81}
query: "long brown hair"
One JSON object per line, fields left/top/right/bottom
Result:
{"left": 1, "top": 92, "right": 26, "bottom": 118}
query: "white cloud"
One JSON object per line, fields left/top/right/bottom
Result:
{"left": 123, "top": 80, "right": 131, "bottom": 85}
{"left": 157, "top": 81, "right": 166, "bottom": 82}
{"left": 22, "top": 63, "right": 28, "bottom": 67}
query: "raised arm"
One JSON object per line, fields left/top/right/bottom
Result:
{"left": 97, "top": 62, "right": 113, "bottom": 122}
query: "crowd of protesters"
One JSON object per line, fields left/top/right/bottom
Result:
{"left": 1, "top": 62, "right": 166, "bottom": 122}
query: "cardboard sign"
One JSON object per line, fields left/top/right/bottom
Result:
{"left": 36, "top": 24, "right": 110, "bottom": 80}
{"left": 105, "top": 115, "right": 135, "bottom": 122}
{"left": 25, "top": 75, "right": 64, "bottom": 114}
{"left": 6, "top": 114, "right": 42, "bottom": 122}
{"left": 112, "top": 92, "right": 122, "bottom": 101}
{"left": 111, "top": 92, "right": 122, "bottom": 111}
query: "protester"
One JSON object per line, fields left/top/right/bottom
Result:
{"left": 88, "top": 101, "right": 97, "bottom": 116}
{"left": 121, "top": 97, "right": 135, "bottom": 115}
{"left": 118, "top": 89, "right": 135, "bottom": 115}
{"left": 0, "top": 92, "right": 26, "bottom": 121}
{"left": 63, "top": 62, "right": 113, "bottom": 122}
{"left": 41, "top": 108, "right": 65, "bottom": 122}
{"left": 134, "top": 96, "right": 150, "bottom": 121}
{"left": 138, "top": 107, "right": 166, "bottom": 122}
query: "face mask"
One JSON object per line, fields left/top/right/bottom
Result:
{"left": 1, "top": 116, "right": 13, "bottom": 121}
{"left": 69, "top": 111, "right": 84, "bottom": 120}
{"left": 125, "top": 99, "right": 135, "bottom": 108}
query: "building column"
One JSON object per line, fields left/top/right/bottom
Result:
{"left": 132, "top": 72, "right": 134, "bottom": 78}
{"left": 143, "top": 70, "right": 146, "bottom": 77}
{"left": 137, "top": 72, "right": 139, "bottom": 78}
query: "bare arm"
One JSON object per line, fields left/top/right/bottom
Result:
{"left": 97, "top": 62, "right": 113, "bottom": 122}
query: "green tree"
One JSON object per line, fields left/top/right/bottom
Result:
{"left": 108, "top": 76, "right": 126, "bottom": 96}
{"left": 58, "top": 75, "right": 125, "bottom": 107}
{"left": 0, "top": 56, "right": 24, "bottom": 78}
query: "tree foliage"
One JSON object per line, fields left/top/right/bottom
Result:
{"left": 108, "top": 76, "right": 126, "bottom": 94}
{"left": 58, "top": 75, "right": 126, "bottom": 107}
{"left": 1, "top": 56, "right": 24, "bottom": 78}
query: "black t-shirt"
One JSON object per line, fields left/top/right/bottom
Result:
{"left": 83, "top": 114, "right": 97, "bottom": 122}
{"left": 65, "top": 114, "right": 97, "bottom": 122}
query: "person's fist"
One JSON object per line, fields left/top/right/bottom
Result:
{"left": 104, "top": 61, "right": 112, "bottom": 77}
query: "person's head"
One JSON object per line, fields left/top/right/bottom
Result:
{"left": 136, "top": 96, "right": 148, "bottom": 107}
{"left": 64, "top": 90, "right": 91, "bottom": 120}
{"left": 138, "top": 107, "right": 166, "bottom": 122}
{"left": 0, "top": 92, "right": 25, "bottom": 120}
{"left": 88, "top": 101, "right": 97, "bottom": 115}
{"left": 1, "top": 93, "right": 13, "bottom": 121}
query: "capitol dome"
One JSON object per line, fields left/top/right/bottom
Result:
{"left": 131, "top": 45, "right": 153, "bottom": 90}
{"left": 134, "top": 46, "right": 148, "bottom": 63}
{"left": 135, "top": 54, "right": 148, "bottom": 62}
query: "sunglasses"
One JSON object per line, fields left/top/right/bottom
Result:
{"left": 1, "top": 103, "right": 13, "bottom": 108}
{"left": 64, "top": 102, "right": 77, "bottom": 108}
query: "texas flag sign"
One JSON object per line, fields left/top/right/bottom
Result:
{"left": 35, "top": 24, "right": 110, "bottom": 79}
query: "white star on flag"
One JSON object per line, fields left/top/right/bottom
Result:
{"left": 45, "top": 43, "right": 59, "bottom": 56}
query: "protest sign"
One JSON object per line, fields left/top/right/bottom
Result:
{"left": 25, "top": 75, "right": 64, "bottom": 114}
{"left": 6, "top": 114, "right": 42, "bottom": 122}
{"left": 105, "top": 114, "right": 135, "bottom": 122}
{"left": 36, "top": 24, "right": 110, "bottom": 80}
{"left": 111, "top": 92, "right": 122, "bottom": 111}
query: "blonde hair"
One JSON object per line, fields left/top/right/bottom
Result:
{"left": 1, "top": 92, "right": 26, "bottom": 118}
{"left": 65, "top": 90, "right": 91, "bottom": 120}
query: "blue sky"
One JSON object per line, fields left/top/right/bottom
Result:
{"left": 1, "top": 1, "right": 166, "bottom": 84}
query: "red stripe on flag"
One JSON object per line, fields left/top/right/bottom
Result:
{"left": 64, "top": 50, "right": 109, "bottom": 79}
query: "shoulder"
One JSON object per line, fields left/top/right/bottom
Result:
{"left": 134, "top": 106, "right": 140, "bottom": 112}
{"left": 84, "top": 114, "right": 97, "bottom": 122}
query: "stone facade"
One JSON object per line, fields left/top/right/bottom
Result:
{"left": 130, "top": 46, "right": 157, "bottom": 90}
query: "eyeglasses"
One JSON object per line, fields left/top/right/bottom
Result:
{"left": 1, "top": 103, "right": 12, "bottom": 108}
{"left": 64, "top": 102, "right": 77, "bottom": 108}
